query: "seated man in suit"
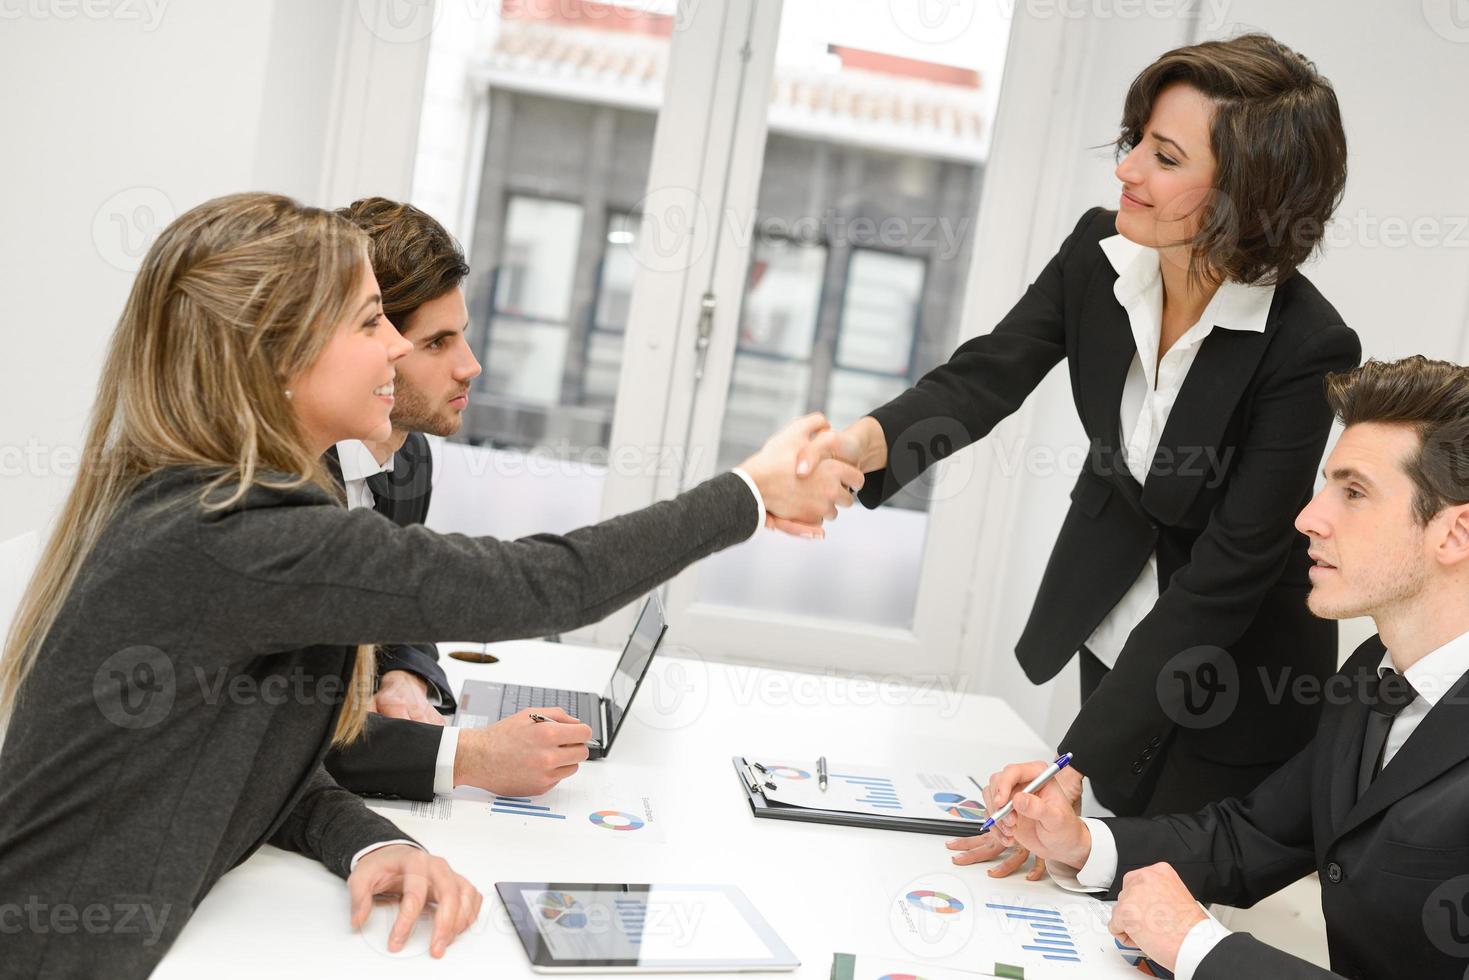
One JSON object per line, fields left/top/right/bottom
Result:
{"left": 969, "top": 356, "right": 1469, "bottom": 979}
{"left": 325, "top": 197, "right": 592, "bottom": 800}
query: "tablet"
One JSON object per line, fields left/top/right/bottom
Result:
{"left": 495, "top": 882, "right": 800, "bottom": 973}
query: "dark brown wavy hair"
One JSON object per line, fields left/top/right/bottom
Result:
{"left": 1326, "top": 357, "right": 1469, "bottom": 526}
{"left": 1118, "top": 33, "right": 1348, "bottom": 287}
{"left": 336, "top": 197, "right": 470, "bottom": 333}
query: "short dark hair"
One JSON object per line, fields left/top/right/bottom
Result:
{"left": 336, "top": 197, "right": 470, "bottom": 333}
{"left": 1325, "top": 356, "right": 1469, "bottom": 525}
{"left": 1117, "top": 33, "right": 1348, "bottom": 287}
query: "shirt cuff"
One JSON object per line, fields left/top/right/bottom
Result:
{"left": 433, "top": 725, "right": 461, "bottom": 796}
{"left": 1046, "top": 819, "right": 1117, "bottom": 892}
{"left": 730, "top": 467, "right": 764, "bottom": 538}
{"left": 349, "top": 839, "right": 420, "bottom": 872}
{"left": 1173, "top": 916, "right": 1233, "bottom": 980}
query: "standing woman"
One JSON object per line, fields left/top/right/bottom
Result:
{"left": 0, "top": 194, "right": 853, "bottom": 977}
{"left": 795, "top": 35, "right": 1359, "bottom": 839}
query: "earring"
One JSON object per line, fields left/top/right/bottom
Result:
{"left": 283, "top": 388, "right": 293, "bottom": 400}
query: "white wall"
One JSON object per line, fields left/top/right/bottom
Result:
{"left": 0, "top": 0, "right": 429, "bottom": 545}
{"left": 1, "top": 2, "right": 271, "bottom": 542}
{"left": 0, "top": 2, "right": 328, "bottom": 543}
{"left": 963, "top": 0, "right": 1469, "bottom": 747}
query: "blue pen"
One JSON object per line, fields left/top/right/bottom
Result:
{"left": 978, "top": 752, "right": 1073, "bottom": 834}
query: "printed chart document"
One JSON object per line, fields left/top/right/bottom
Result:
{"left": 749, "top": 758, "right": 989, "bottom": 827}
{"left": 882, "top": 872, "right": 1174, "bottom": 979}
{"left": 370, "top": 766, "right": 665, "bottom": 842}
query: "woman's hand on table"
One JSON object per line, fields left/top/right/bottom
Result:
{"left": 349, "top": 844, "right": 482, "bottom": 958}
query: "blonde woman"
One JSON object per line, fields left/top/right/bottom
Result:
{"left": 0, "top": 193, "right": 857, "bottom": 977}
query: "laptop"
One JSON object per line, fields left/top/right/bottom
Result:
{"left": 457, "top": 594, "right": 668, "bottom": 760}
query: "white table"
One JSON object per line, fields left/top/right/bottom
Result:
{"left": 156, "top": 640, "right": 1059, "bottom": 978}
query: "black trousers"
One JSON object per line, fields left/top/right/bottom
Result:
{"left": 1078, "top": 648, "right": 1283, "bottom": 817}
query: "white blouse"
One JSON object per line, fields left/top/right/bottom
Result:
{"left": 1083, "top": 235, "right": 1276, "bottom": 669}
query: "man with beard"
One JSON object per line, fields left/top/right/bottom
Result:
{"left": 324, "top": 198, "right": 592, "bottom": 800}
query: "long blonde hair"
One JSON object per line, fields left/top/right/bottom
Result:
{"left": 1, "top": 192, "right": 378, "bottom": 745}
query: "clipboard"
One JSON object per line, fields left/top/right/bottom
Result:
{"left": 731, "top": 756, "right": 983, "bottom": 836}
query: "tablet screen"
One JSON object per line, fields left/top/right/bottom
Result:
{"left": 496, "top": 882, "right": 799, "bottom": 972}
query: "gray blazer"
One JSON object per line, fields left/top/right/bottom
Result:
{"left": 0, "top": 467, "right": 757, "bottom": 978}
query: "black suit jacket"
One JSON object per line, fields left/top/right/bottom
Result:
{"left": 1101, "top": 636, "right": 1469, "bottom": 980}
{"left": 859, "top": 207, "right": 1361, "bottom": 802}
{"left": 323, "top": 433, "right": 455, "bottom": 801}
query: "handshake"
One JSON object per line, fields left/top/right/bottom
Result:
{"left": 738, "top": 413, "right": 887, "bottom": 539}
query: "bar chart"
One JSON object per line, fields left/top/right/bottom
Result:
{"left": 984, "top": 902, "right": 1082, "bottom": 964}
{"left": 828, "top": 771, "right": 903, "bottom": 810}
{"left": 491, "top": 795, "right": 567, "bottom": 819}
{"left": 614, "top": 897, "right": 645, "bottom": 946}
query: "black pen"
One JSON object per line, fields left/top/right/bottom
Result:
{"left": 817, "top": 756, "right": 828, "bottom": 792}
{"left": 529, "top": 711, "right": 602, "bottom": 749}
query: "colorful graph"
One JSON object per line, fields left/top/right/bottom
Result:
{"left": 985, "top": 902, "right": 1080, "bottom": 964}
{"left": 906, "top": 890, "right": 965, "bottom": 915}
{"left": 1116, "top": 938, "right": 1172, "bottom": 977}
{"left": 589, "top": 809, "right": 645, "bottom": 831}
{"left": 833, "top": 772, "right": 902, "bottom": 810}
{"left": 765, "top": 765, "right": 810, "bottom": 780}
{"left": 614, "top": 897, "right": 645, "bottom": 945}
{"left": 491, "top": 795, "right": 567, "bottom": 819}
{"left": 535, "top": 891, "right": 588, "bottom": 929}
{"left": 933, "top": 791, "right": 985, "bottom": 821}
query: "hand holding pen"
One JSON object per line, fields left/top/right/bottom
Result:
{"left": 978, "top": 753, "right": 1071, "bottom": 834}
{"left": 946, "top": 753, "right": 1084, "bottom": 880}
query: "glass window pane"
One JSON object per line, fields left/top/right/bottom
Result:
{"left": 826, "top": 369, "right": 908, "bottom": 431}
{"left": 483, "top": 317, "right": 569, "bottom": 405}
{"left": 717, "top": 355, "right": 811, "bottom": 471}
{"left": 697, "top": 0, "right": 1006, "bottom": 629}
{"left": 739, "top": 239, "right": 826, "bottom": 360}
{"left": 836, "top": 250, "right": 925, "bottom": 374}
{"left": 595, "top": 212, "right": 639, "bottom": 333}
{"left": 493, "top": 197, "right": 584, "bottom": 322}
{"left": 581, "top": 329, "right": 626, "bottom": 411}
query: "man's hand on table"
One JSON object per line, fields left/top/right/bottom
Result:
{"left": 946, "top": 760, "right": 1084, "bottom": 880}
{"left": 1110, "top": 863, "right": 1207, "bottom": 974}
{"left": 349, "top": 844, "right": 481, "bottom": 958}
{"left": 454, "top": 708, "right": 592, "bottom": 797}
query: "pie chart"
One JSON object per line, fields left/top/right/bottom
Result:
{"left": 933, "top": 791, "right": 985, "bottom": 821}
{"left": 906, "top": 890, "right": 965, "bottom": 915}
{"left": 589, "top": 809, "right": 645, "bottom": 831}
{"left": 535, "top": 891, "right": 588, "bottom": 929}
{"left": 765, "top": 766, "right": 810, "bottom": 780}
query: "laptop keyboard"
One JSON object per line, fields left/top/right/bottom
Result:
{"left": 501, "top": 685, "right": 583, "bottom": 719}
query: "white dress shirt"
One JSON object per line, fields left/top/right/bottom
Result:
{"left": 1083, "top": 236, "right": 1276, "bottom": 669}
{"left": 1051, "top": 626, "right": 1469, "bottom": 979}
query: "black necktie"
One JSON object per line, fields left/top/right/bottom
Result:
{"left": 1356, "top": 668, "right": 1417, "bottom": 800}
{"left": 364, "top": 469, "right": 399, "bottom": 520}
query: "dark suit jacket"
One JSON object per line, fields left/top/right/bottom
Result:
{"left": 322, "top": 433, "right": 452, "bottom": 705}
{"left": 1101, "top": 636, "right": 1469, "bottom": 980}
{"left": 858, "top": 207, "right": 1361, "bottom": 803}
{"left": 324, "top": 433, "right": 455, "bottom": 801}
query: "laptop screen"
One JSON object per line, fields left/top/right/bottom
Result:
{"left": 601, "top": 593, "right": 667, "bottom": 742}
